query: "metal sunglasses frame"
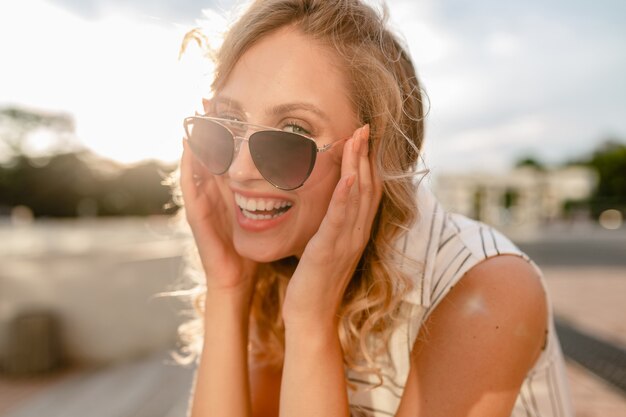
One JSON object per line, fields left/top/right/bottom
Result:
{"left": 183, "top": 115, "right": 349, "bottom": 189}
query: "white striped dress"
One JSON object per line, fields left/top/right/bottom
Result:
{"left": 347, "top": 183, "right": 573, "bottom": 417}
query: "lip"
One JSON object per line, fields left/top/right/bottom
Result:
{"left": 230, "top": 187, "right": 295, "bottom": 202}
{"left": 230, "top": 187, "right": 294, "bottom": 232}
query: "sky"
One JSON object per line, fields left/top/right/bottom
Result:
{"left": 1, "top": 0, "right": 625, "bottom": 173}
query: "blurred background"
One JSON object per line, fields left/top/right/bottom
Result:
{"left": 0, "top": 0, "right": 625, "bottom": 416}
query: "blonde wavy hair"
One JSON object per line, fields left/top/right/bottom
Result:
{"left": 174, "top": 0, "right": 428, "bottom": 384}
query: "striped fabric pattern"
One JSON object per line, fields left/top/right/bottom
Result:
{"left": 347, "top": 184, "right": 573, "bottom": 417}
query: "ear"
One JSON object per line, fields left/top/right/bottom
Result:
{"left": 201, "top": 97, "right": 213, "bottom": 115}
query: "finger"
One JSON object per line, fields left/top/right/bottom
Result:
{"left": 368, "top": 132, "right": 384, "bottom": 213}
{"left": 315, "top": 173, "right": 356, "bottom": 242}
{"left": 370, "top": 144, "right": 383, "bottom": 194}
{"left": 180, "top": 139, "right": 200, "bottom": 201}
{"left": 181, "top": 140, "right": 230, "bottom": 244}
{"left": 341, "top": 126, "right": 366, "bottom": 225}
{"left": 359, "top": 125, "right": 382, "bottom": 224}
{"left": 340, "top": 126, "right": 361, "bottom": 181}
{"left": 360, "top": 124, "right": 383, "bottom": 204}
{"left": 355, "top": 125, "right": 377, "bottom": 233}
{"left": 357, "top": 125, "right": 372, "bottom": 196}
{"left": 314, "top": 126, "right": 364, "bottom": 247}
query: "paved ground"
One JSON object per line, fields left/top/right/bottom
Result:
{"left": 516, "top": 225, "right": 626, "bottom": 267}
{"left": 544, "top": 267, "right": 626, "bottom": 348}
{"left": 543, "top": 266, "right": 626, "bottom": 417}
{"left": 516, "top": 224, "right": 626, "bottom": 415}
{"left": 0, "top": 352, "right": 193, "bottom": 417}
{"left": 565, "top": 361, "right": 626, "bottom": 417}
{"left": 1, "top": 265, "right": 625, "bottom": 416}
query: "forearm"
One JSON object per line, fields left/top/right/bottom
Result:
{"left": 190, "top": 289, "right": 253, "bottom": 417}
{"left": 279, "top": 321, "right": 350, "bottom": 417}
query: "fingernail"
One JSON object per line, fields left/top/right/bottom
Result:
{"left": 361, "top": 125, "right": 370, "bottom": 156}
{"left": 352, "top": 129, "right": 362, "bottom": 154}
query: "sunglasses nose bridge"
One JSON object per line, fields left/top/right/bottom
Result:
{"left": 232, "top": 135, "right": 248, "bottom": 155}
{"left": 228, "top": 134, "right": 264, "bottom": 184}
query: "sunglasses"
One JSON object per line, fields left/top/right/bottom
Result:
{"left": 183, "top": 116, "right": 347, "bottom": 190}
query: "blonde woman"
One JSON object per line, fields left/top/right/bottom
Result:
{"left": 177, "top": 1, "right": 573, "bottom": 416}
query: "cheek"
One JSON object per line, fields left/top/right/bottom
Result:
{"left": 214, "top": 177, "right": 234, "bottom": 213}
{"left": 297, "top": 158, "right": 342, "bottom": 220}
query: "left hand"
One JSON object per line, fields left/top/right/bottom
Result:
{"left": 282, "top": 124, "right": 383, "bottom": 327}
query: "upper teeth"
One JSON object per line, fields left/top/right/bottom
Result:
{"left": 235, "top": 193, "right": 292, "bottom": 212}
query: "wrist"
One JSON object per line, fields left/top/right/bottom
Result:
{"left": 283, "top": 319, "right": 342, "bottom": 361}
{"left": 282, "top": 296, "right": 341, "bottom": 329}
{"left": 205, "top": 279, "right": 254, "bottom": 298}
{"left": 203, "top": 285, "right": 254, "bottom": 320}
{"left": 283, "top": 312, "right": 339, "bottom": 336}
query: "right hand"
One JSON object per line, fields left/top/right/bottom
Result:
{"left": 180, "top": 140, "right": 258, "bottom": 295}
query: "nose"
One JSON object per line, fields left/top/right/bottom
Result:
{"left": 228, "top": 137, "right": 264, "bottom": 184}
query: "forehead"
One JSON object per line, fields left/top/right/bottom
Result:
{"left": 217, "top": 26, "right": 355, "bottom": 121}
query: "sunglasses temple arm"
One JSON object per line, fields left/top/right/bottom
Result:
{"left": 319, "top": 136, "right": 351, "bottom": 153}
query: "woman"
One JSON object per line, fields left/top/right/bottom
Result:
{"left": 176, "top": 1, "right": 573, "bottom": 416}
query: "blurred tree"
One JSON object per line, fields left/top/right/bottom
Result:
{"left": 99, "top": 161, "right": 176, "bottom": 216}
{"left": 587, "top": 140, "right": 626, "bottom": 198}
{"left": 0, "top": 107, "right": 75, "bottom": 163}
{"left": 565, "top": 139, "right": 626, "bottom": 218}
{"left": 0, "top": 153, "right": 98, "bottom": 217}
{"left": 515, "top": 156, "right": 546, "bottom": 171}
{"left": 585, "top": 140, "right": 626, "bottom": 216}
{"left": 0, "top": 106, "right": 176, "bottom": 217}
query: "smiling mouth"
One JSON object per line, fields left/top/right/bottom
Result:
{"left": 235, "top": 193, "right": 293, "bottom": 220}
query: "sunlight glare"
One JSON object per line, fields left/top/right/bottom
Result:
{"left": 0, "top": 0, "right": 219, "bottom": 164}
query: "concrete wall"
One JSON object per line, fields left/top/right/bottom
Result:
{"left": 0, "top": 217, "right": 192, "bottom": 365}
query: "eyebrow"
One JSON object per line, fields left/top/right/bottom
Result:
{"left": 213, "top": 95, "right": 329, "bottom": 121}
{"left": 211, "top": 96, "right": 242, "bottom": 112}
{"left": 268, "top": 102, "right": 329, "bottom": 121}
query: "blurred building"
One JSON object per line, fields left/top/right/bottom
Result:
{"left": 434, "top": 166, "right": 598, "bottom": 238}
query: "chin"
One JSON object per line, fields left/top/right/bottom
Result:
{"left": 233, "top": 239, "right": 298, "bottom": 263}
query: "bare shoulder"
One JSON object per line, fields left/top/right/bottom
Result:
{"left": 430, "top": 254, "right": 549, "bottom": 361}
{"left": 460, "top": 254, "right": 548, "bottom": 342}
{"left": 396, "top": 255, "right": 549, "bottom": 417}
{"left": 460, "top": 254, "right": 547, "bottom": 313}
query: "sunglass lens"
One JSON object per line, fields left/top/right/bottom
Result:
{"left": 249, "top": 131, "right": 316, "bottom": 190}
{"left": 186, "top": 117, "right": 233, "bottom": 174}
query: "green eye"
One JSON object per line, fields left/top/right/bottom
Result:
{"left": 283, "top": 123, "right": 310, "bottom": 136}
